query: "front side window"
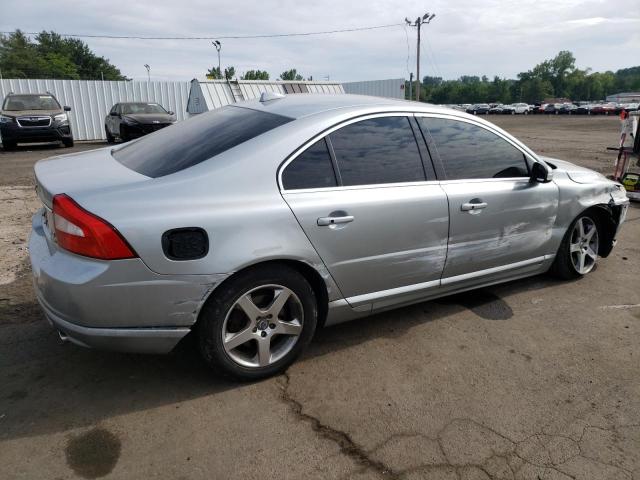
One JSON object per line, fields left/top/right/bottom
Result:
{"left": 329, "top": 116, "right": 425, "bottom": 186}
{"left": 282, "top": 139, "right": 337, "bottom": 190}
{"left": 417, "top": 117, "right": 529, "bottom": 180}
{"left": 112, "top": 106, "right": 292, "bottom": 178}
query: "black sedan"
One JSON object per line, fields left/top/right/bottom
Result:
{"left": 105, "top": 102, "right": 176, "bottom": 143}
{"left": 465, "top": 104, "right": 491, "bottom": 115}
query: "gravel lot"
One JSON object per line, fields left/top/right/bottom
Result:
{"left": 1, "top": 115, "right": 639, "bottom": 480}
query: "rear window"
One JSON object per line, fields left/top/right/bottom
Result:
{"left": 112, "top": 106, "right": 292, "bottom": 178}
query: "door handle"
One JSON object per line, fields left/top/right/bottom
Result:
{"left": 461, "top": 202, "right": 488, "bottom": 211}
{"left": 317, "top": 215, "right": 354, "bottom": 226}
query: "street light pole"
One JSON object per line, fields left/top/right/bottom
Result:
{"left": 144, "top": 64, "right": 150, "bottom": 82}
{"left": 405, "top": 13, "right": 436, "bottom": 102}
{"left": 212, "top": 40, "right": 222, "bottom": 77}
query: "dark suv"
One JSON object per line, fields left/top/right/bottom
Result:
{"left": 0, "top": 93, "right": 74, "bottom": 150}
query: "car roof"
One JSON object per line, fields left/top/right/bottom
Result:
{"left": 235, "top": 93, "right": 429, "bottom": 119}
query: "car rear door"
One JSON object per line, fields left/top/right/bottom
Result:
{"left": 280, "top": 114, "right": 449, "bottom": 310}
{"left": 416, "top": 115, "right": 559, "bottom": 287}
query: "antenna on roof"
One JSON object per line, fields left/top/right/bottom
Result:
{"left": 260, "top": 91, "right": 285, "bottom": 103}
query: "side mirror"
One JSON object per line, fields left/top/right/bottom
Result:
{"left": 530, "top": 162, "right": 553, "bottom": 183}
{"left": 64, "top": 106, "right": 71, "bottom": 112}
{"left": 109, "top": 111, "right": 119, "bottom": 117}
{"left": 167, "top": 111, "right": 175, "bottom": 116}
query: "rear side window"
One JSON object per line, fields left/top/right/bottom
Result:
{"left": 329, "top": 116, "right": 425, "bottom": 186}
{"left": 112, "top": 106, "right": 292, "bottom": 178}
{"left": 417, "top": 117, "right": 529, "bottom": 180}
{"left": 282, "top": 139, "right": 337, "bottom": 190}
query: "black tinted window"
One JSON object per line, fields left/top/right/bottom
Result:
{"left": 417, "top": 118, "right": 529, "bottom": 180}
{"left": 112, "top": 106, "right": 292, "bottom": 178}
{"left": 282, "top": 139, "right": 337, "bottom": 190}
{"left": 329, "top": 116, "right": 425, "bottom": 186}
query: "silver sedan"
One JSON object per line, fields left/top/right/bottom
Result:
{"left": 29, "top": 94, "right": 629, "bottom": 380}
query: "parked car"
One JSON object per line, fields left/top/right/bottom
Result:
{"left": 466, "top": 103, "right": 490, "bottom": 115}
{"left": 590, "top": 103, "right": 617, "bottom": 115}
{"left": 574, "top": 104, "right": 591, "bottom": 115}
{"left": 105, "top": 102, "right": 176, "bottom": 143}
{"left": 500, "top": 104, "right": 515, "bottom": 114}
{"left": 558, "top": 103, "right": 577, "bottom": 114}
{"left": 622, "top": 103, "right": 639, "bottom": 112}
{"left": 489, "top": 104, "right": 504, "bottom": 114}
{"left": 29, "top": 94, "right": 629, "bottom": 380}
{"left": 543, "top": 103, "right": 560, "bottom": 114}
{"left": 530, "top": 104, "right": 543, "bottom": 114}
{"left": 0, "top": 93, "right": 74, "bottom": 150}
{"left": 511, "top": 103, "right": 530, "bottom": 114}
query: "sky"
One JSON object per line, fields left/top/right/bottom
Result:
{"left": 1, "top": 0, "right": 639, "bottom": 82}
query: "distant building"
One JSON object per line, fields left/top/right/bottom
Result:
{"left": 606, "top": 92, "right": 640, "bottom": 103}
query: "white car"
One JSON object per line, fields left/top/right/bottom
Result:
{"left": 511, "top": 103, "right": 530, "bottom": 114}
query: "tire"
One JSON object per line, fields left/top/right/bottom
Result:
{"left": 119, "top": 125, "right": 129, "bottom": 143}
{"left": 105, "top": 126, "right": 115, "bottom": 144}
{"left": 62, "top": 137, "right": 74, "bottom": 148}
{"left": 524, "top": 111, "right": 529, "bottom": 115}
{"left": 2, "top": 140, "right": 17, "bottom": 151}
{"left": 550, "top": 213, "right": 600, "bottom": 280}
{"left": 198, "top": 264, "right": 318, "bottom": 381}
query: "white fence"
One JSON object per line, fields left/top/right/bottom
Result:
{"left": 0, "top": 79, "right": 190, "bottom": 141}
{"left": 342, "top": 78, "right": 406, "bottom": 99}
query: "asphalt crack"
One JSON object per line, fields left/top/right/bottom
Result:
{"left": 278, "top": 372, "right": 399, "bottom": 479}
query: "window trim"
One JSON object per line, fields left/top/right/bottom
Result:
{"left": 278, "top": 112, "right": 434, "bottom": 193}
{"left": 413, "top": 113, "right": 537, "bottom": 182}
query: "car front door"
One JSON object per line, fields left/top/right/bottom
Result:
{"left": 281, "top": 114, "right": 449, "bottom": 310}
{"left": 416, "top": 115, "right": 559, "bottom": 288}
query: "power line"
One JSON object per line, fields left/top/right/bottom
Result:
{"left": 1, "top": 23, "right": 404, "bottom": 41}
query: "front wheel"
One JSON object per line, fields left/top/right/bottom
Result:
{"left": 62, "top": 137, "right": 74, "bottom": 148}
{"left": 550, "top": 214, "right": 600, "bottom": 279}
{"left": 105, "top": 125, "right": 115, "bottom": 144}
{"left": 2, "top": 140, "right": 17, "bottom": 151}
{"left": 198, "top": 265, "right": 318, "bottom": 380}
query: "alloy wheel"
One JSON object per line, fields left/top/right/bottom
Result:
{"left": 569, "top": 217, "right": 599, "bottom": 274}
{"left": 222, "top": 284, "right": 304, "bottom": 368}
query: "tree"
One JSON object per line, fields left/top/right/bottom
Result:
{"left": 0, "top": 30, "right": 126, "bottom": 80}
{"left": 279, "top": 68, "right": 304, "bottom": 81}
{"left": 206, "top": 66, "right": 222, "bottom": 79}
{"left": 241, "top": 69, "right": 269, "bottom": 80}
{"left": 224, "top": 66, "right": 235, "bottom": 80}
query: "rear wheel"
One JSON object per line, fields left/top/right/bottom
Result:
{"left": 550, "top": 214, "right": 600, "bottom": 279}
{"left": 198, "top": 265, "right": 318, "bottom": 380}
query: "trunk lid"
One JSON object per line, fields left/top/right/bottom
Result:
{"left": 34, "top": 146, "right": 150, "bottom": 208}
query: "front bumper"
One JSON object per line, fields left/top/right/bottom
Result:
{"left": 29, "top": 210, "right": 227, "bottom": 354}
{"left": 1, "top": 122, "right": 73, "bottom": 144}
{"left": 121, "top": 122, "right": 171, "bottom": 139}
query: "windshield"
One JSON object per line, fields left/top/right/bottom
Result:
{"left": 112, "top": 106, "right": 293, "bottom": 178}
{"left": 3, "top": 95, "right": 60, "bottom": 111}
{"left": 121, "top": 103, "right": 167, "bottom": 115}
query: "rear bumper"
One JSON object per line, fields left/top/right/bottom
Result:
{"left": 1, "top": 122, "right": 73, "bottom": 143}
{"left": 29, "top": 209, "right": 227, "bottom": 354}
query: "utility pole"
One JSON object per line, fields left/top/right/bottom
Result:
{"left": 212, "top": 40, "right": 221, "bottom": 77}
{"left": 405, "top": 13, "right": 436, "bottom": 102}
{"left": 409, "top": 72, "right": 413, "bottom": 100}
{"left": 144, "top": 64, "right": 150, "bottom": 82}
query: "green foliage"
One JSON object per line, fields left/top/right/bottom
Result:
{"left": 280, "top": 68, "right": 304, "bottom": 81}
{"left": 241, "top": 69, "right": 270, "bottom": 80}
{"left": 224, "top": 66, "right": 235, "bottom": 80}
{"left": 415, "top": 50, "right": 639, "bottom": 104}
{"left": 206, "top": 66, "right": 222, "bottom": 79}
{"left": 0, "top": 30, "right": 126, "bottom": 80}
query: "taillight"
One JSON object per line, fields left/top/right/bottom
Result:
{"left": 52, "top": 194, "right": 136, "bottom": 260}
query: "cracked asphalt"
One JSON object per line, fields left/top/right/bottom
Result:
{"left": 1, "top": 115, "right": 639, "bottom": 479}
